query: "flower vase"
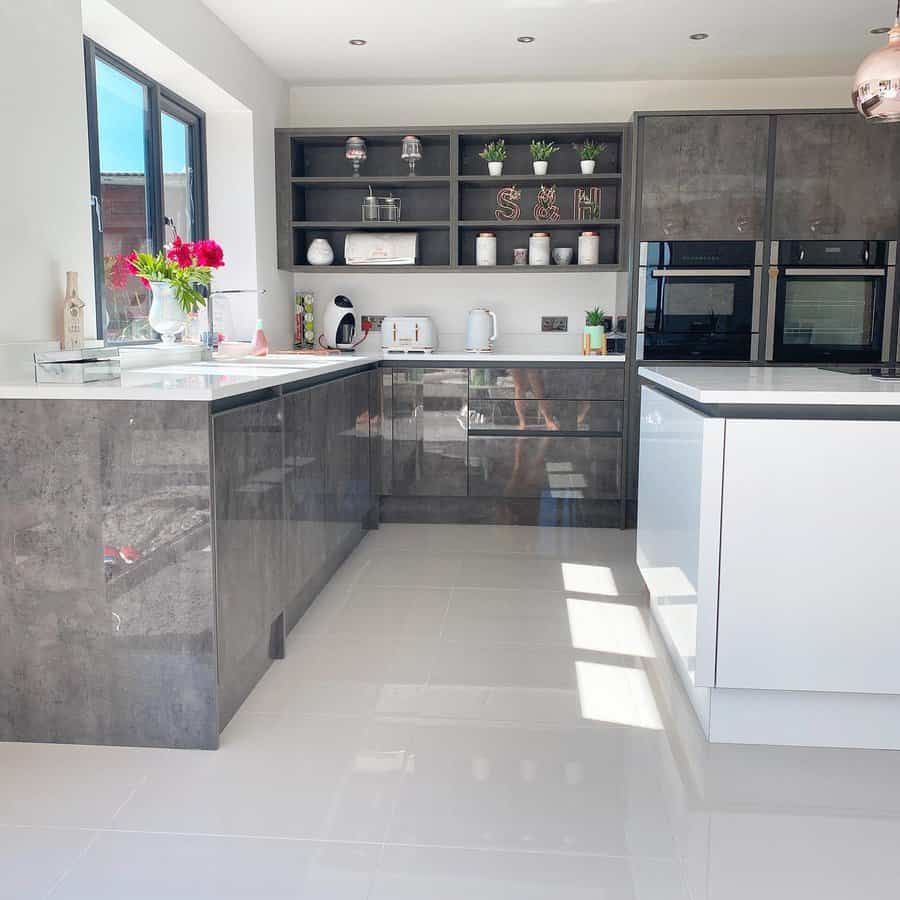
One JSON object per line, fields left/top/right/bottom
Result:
{"left": 148, "top": 281, "right": 188, "bottom": 344}
{"left": 487, "top": 161, "right": 503, "bottom": 176}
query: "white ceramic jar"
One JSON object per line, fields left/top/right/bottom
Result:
{"left": 476, "top": 232, "right": 497, "bottom": 267}
{"left": 307, "top": 238, "right": 334, "bottom": 266}
{"left": 529, "top": 232, "right": 551, "bottom": 266}
{"left": 578, "top": 231, "right": 600, "bottom": 266}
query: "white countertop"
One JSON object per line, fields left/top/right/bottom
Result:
{"left": 0, "top": 352, "right": 625, "bottom": 402}
{"left": 640, "top": 365, "right": 900, "bottom": 407}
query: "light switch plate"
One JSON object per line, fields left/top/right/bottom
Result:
{"left": 541, "top": 316, "right": 568, "bottom": 333}
{"left": 362, "top": 315, "right": 384, "bottom": 332}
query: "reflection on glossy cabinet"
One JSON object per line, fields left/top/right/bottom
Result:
{"left": 640, "top": 114, "right": 770, "bottom": 240}
{"left": 283, "top": 385, "right": 326, "bottom": 624}
{"left": 772, "top": 113, "right": 900, "bottom": 239}
{"left": 212, "top": 395, "right": 285, "bottom": 722}
{"left": 391, "top": 367, "right": 468, "bottom": 497}
{"left": 468, "top": 399, "right": 624, "bottom": 433}
{"left": 323, "top": 372, "right": 371, "bottom": 558}
{"left": 468, "top": 435, "right": 621, "bottom": 499}
{"left": 468, "top": 367, "right": 625, "bottom": 401}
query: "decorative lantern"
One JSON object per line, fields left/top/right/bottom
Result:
{"left": 345, "top": 136, "right": 367, "bottom": 176}
{"left": 400, "top": 135, "right": 423, "bottom": 176}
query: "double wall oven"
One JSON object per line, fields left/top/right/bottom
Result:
{"left": 765, "top": 240, "right": 897, "bottom": 364}
{"left": 636, "top": 241, "right": 763, "bottom": 361}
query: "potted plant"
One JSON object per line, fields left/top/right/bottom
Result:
{"left": 585, "top": 306, "right": 605, "bottom": 352}
{"left": 127, "top": 236, "right": 225, "bottom": 343}
{"left": 479, "top": 139, "right": 508, "bottom": 176}
{"left": 530, "top": 140, "right": 558, "bottom": 175}
{"left": 578, "top": 139, "right": 606, "bottom": 175}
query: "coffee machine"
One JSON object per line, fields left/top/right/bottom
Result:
{"left": 322, "top": 295, "right": 357, "bottom": 351}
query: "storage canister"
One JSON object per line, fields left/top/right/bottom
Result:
{"left": 476, "top": 232, "right": 497, "bottom": 267}
{"left": 529, "top": 232, "right": 551, "bottom": 266}
{"left": 578, "top": 231, "right": 600, "bottom": 265}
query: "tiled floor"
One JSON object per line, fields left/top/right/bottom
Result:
{"left": 4, "top": 525, "right": 900, "bottom": 898}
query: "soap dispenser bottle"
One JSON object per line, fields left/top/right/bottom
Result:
{"left": 250, "top": 318, "right": 269, "bottom": 356}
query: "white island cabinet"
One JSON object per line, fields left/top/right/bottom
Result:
{"left": 637, "top": 365, "right": 900, "bottom": 750}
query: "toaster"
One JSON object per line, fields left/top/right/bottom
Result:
{"left": 381, "top": 316, "right": 437, "bottom": 353}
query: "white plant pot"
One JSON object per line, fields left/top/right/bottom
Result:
{"left": 533, "top": 161, "right": 549, "bottom": 175}
{"left": 580, "top": 160, "right": 596, "bottom": 174}
{"left": 487, "top": 161, "right": 504, "bottom": 176}
{"left": 148, "top": 281, "right": 188, "bottom": 344}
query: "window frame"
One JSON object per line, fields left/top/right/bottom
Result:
{"left": 83, "top": 38, "right": 209, "bottom": 343}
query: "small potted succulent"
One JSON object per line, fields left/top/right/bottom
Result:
{"left": 585, "top": 306, "right": 605, "bottom": 352}
{"left": 530, "top": 140, "right": 558, "bottom": 175}
{"left": 578, "top": 140, "right": 606, "bottom": 175}
{"left": 479, "top": 139, "right": 508, "bottom": 176}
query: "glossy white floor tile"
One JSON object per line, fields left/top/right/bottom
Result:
{"left": 49, "top": 832, "right": 377, "bottom": 900}
{"left": 5, "top": 525, "right": 900, "bottom": 899}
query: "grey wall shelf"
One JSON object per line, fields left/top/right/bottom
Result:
{"left": 276, "top": 123, "right": 630, "bottom": 272}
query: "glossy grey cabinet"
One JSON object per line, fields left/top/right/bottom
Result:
{"left": 772, "top": 113, "right": 900, "bottom": 239}
{"left": 283, "top": 384, "right": 326, "bottom": 627}
{"left": 212, "top": 395, "right": 286, "bottom": 725}
{"left": 323, "top": 371, "right": 372, "bottom": 561}
{"left": 639, "top": 114, "right": 770, "bottom": 240}
{"left": 469, "top": 436, "right": 621, "bottom": 499}
{"left": 469, "top": 366, "right": 625, "bottom": 401}
{"left": 391, "top": 367, "right": 468, "bottom": 496}
{"left": 468, "top": 399, "right": 623, "bottom": 433}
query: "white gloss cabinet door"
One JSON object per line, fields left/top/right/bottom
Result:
{"left": 717, "top": 419, "right": 900, "bottom": 694}
{"left": 637, "top": 387, "right": 725, "bottom": 691}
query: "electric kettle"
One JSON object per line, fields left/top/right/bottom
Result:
{"left": 466, "top": 308, "right": 497, "bottom": 352}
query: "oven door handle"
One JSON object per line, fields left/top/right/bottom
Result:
{"left": 651, "top": 268, "right": 752, "bottom": 278}
{"left": 783, "top": 267, "right": 887, "bottom": 277}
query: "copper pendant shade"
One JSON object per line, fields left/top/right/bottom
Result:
{"left": 853, "top": 2, "right": 900, "bottom": 122}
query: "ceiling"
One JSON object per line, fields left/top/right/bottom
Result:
{"left": 199, "top": 0, "right": 893, "bottom": 85}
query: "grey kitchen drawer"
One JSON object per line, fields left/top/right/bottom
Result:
{"left": 468, "top": 399, "right": 623, "bottom": 434}
{"left": 468, "top": 435, "right": 621, "bottom": 499}
{"left": 468, "top": 366, "right": 625, "bottom": 401}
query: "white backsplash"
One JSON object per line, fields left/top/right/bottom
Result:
{"left": 294, "top": 270, "right": 628, "bottom": 354}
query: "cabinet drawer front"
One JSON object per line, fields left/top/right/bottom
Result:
{"left": 469, "top": 367, "right": 625, "bottom": 400}
{"left": 468, "top": 399, "right": 623, "bottom": 434}
{"left": 468, "top": 436, "right": 621, "bottom": 499}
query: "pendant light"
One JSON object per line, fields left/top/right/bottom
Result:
{"left": 853, "top": 1, "right": 900, "bottom": 122}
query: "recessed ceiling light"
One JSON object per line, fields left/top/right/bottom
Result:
{"left": 689, "top": 32, "right": 710, "bottom": 40}
{"left": 348, "top": 38, "right": 367, "bottom": 46}
{"left": 517, "top": 35, "right": 536, "bottom": 43}
{"left": 870, "top": 25, "right": 892, "bottom": 34}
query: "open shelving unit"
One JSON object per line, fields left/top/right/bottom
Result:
{"left": 275, "top": 124, "right": 630, "bottom": 272}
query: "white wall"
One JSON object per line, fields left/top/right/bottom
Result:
{"left": 290, "top": 76, "right": 852, "bottom": 127}
{"left": 0, "top": 0, "right": 97, "bottom": 343}
{"left": 289, "top": 75, "right": 851, "bottom": 352}
{"left": 83, "top": 0, "right": 292, "bottom": 345}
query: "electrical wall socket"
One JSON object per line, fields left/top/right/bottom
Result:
{"left": 541, "top": 316, "right": 568, "bottom": 333}
{"left": 362, "top": 315, "right": 384, "bottom": 332}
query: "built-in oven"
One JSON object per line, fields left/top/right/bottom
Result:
{"left": 636, "top": 241, "right": 763, "bottom": 361}
{"left": 766, "top": 240, "right": 896, "bottom": 364}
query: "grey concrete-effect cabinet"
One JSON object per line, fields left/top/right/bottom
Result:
{"left": 639, "top": 114, "right": 771, "bottom": 240}
{"left": 390, "top": 367, "right": 468, "bottom": 497}
{"left": 772, "top": 113, "right": 900, "bottom": 239}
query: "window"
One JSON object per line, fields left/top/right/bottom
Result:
{"left": 84, "top": 39, "right": 207, "bottom": 343}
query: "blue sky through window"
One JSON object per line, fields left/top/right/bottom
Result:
{"left": 96, "top": 59, "right": 186, "bottom": 175}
